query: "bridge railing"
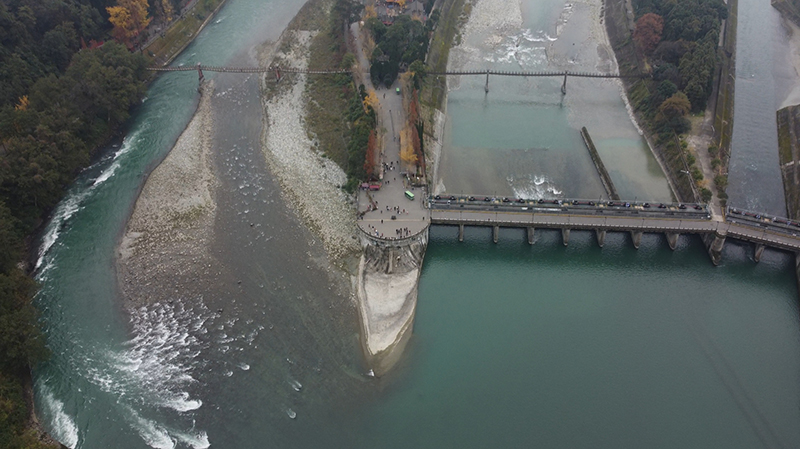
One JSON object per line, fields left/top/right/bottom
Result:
{"left": 726, "top": 206, "right": 800, "bottom": 236}
{"left": 146, "top": 65, "right": 649, "bottom": 79}
{"left": 428, "top": 197, "right": 711, "bottom": 220}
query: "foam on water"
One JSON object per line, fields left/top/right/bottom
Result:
{"left": 35, "top": 130, "right": 144, "bottom": 271}
{"left": 35, "top": 192, "right": 86, "bottom": 270}
{"left": 509, "top": 174, "right": 563, "bottom": 199}
{"left": 39, "top": 386, "right": 79, "bottom": 449}
{"left": 486, "top": 28, "right": 552, "bottom": 68}
{"left": 171, "top": 429, "right": 211, "bottom": 449}
{"left": 92, "top": 129, "right": 142, "bottom": 188}
{"left": 127, "top": 406, "right": 176, "bottom": 449}
{"left": 57, "top": 301, "right": 214, "bottom": 447}
{"left": 126, "top": 405, "right": 211, "bottom": 449}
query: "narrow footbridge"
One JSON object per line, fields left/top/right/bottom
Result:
{"left": 146, "top": 64, "right": 350, "bottom": 83}
{"left": 427, "top": 69, "right": 648, "bottom": 93}
{"left": 427, "top": 199, "right": 800, "bottom": 264}
{"left": 147, "top": 64, "right": 647, "bottom": 93}
{"left": 147, "top": 64, "right": 350, "bottom": 74}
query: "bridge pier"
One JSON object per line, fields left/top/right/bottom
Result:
{"left": 485, "top": 70, "right": 490, "bottom": 93}
{"left": 753, "top": 243, "right": 765, "bottom": 262}
{"left": 796, "top": 254, "right": 800, "bottom": 295}
{"left": 527, "top": 227, "right": 535, "bottom": 245}
{"left": 196, "top": 63, "right": 204, "bottom": 92}
{"left": 561, "top": 72, "right": 567, "bottom": 95}
{"left": 561, "top": 228, "right": 570, "bottom": 246}
{"left": 704, "top": 230, "right": 727, "bottom": 266}
{"left": 458, "top": 224, "right": 464, "bottom": 242}
{"left": 493, "top": 225, "right": 499, "bottom": 243}
{"left": 596, "top": 229, "right": 606, "bottom": 248}
{"left": 631, "top": 231, "right": 642, "bottom": 249}
{"left": 665, "top": 232, "right": 679, "bottom": 250}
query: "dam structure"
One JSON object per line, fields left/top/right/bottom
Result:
{"left": 429, "top": 196, "right": 800, "bottom": 265}
{"left": 427, "top": 197, "right": 800, "bottom": 266}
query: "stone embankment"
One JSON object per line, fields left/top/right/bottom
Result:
{"left": 580, "top": 127, "right": 620, "bottom": 200}
{"left": 356, "top": 231, "right": 428, "bottom": 376}
{"left": 117, "top": 82, "right": 225, "bottom": 306}
{"left": 777, "top": 105, "right": 800, "bottom": 219}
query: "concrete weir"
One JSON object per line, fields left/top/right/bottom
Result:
{"left": 356, "top": 229, "right": 428, "bottom": 376}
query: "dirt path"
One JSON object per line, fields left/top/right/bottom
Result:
{"left": 687, "top": 108, "right": 725, "bottom": 220}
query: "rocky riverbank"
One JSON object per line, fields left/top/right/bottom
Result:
{"left": 117, "top": 82, "right": 225, "bottom": 307}
{"left": 259, "top": 30, "right": 360, "bottom": 264}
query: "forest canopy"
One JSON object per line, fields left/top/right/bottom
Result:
{"left": 631, "top": 0, "right": 728, "bottom": 134}
{"left": 0, "top": 1, "right": 154, "bottom": 447}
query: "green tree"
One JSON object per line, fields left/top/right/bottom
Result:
{"left": 655, "top": 92, "right": 691, "bottom": 134}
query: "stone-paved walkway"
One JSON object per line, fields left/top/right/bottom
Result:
{"left": 350, "top": 23, "right": 429, "bottom": 240}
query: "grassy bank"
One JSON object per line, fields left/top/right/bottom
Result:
{"left": 303, "top": 0, "right": 357, "bottom": 172}
{"left": 144, "top": 0, "right": 229, "bottom": 67}
{"left": 419, "top": 0, "right": 469, "bottom": 119}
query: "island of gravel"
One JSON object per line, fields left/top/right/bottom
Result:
{"left": 117, "top": 81, "right": 224, "bottom": 307}
{"left": 259, "top": 0, "right": 430, "bottom": 376}
{"left": 117, "top": 0, "right": 453, "bottom": 376}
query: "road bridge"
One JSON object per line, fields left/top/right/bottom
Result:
{"left": 427, "top": 199, "right": 800, "bottom": 265}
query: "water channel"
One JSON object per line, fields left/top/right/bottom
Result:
{"left": 727, "top": 0, "right": 800, "bottom": 215}
{"left": 438, "top": 0, "right": 673, "bottom": 202}
{"left": 32, "top": 0, "right": 800, "bottom": 448}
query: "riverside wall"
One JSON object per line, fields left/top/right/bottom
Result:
{"left": 356, "top": 230, "right": 429, "bottom": 376}
{"left": 777, "top": 105, "right": 800, "bottom": 219}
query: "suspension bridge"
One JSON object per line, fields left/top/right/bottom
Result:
{"left": 146, "top": 64, "right": 648, "bottom": 94}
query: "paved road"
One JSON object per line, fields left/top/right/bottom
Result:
{"left": 351, "top": 23, "right": 428, "bottom": 241}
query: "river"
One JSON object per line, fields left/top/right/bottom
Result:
{"left": 437, "top": 0, "right": 673, "bottom": 201}
{"left": 727, "top": 0, "right": 800, "bottom": 215}
{"left": 32, "top": 0, "right": 800, "bottom": 448}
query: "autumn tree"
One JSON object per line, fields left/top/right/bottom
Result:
{"left": 400, "top": 127, "right": 417, "bottom": 164}
{"left": 364, "top": 130, "right": 378, "bottom": 180}
{"left": 107, "top": 0, "right": 152, "bottom": 48}
{"left": 156, "top": 0, "right": 174, "bottom": 23}
{"left": 13, "top": 97, "right": 28, "bottom": 112}
{"left": 633, "top": 13, "right": 664, "bottom": 56}
{"left": 362, "top": 88, "right": 379, "bottom": 113}
{"left": 654, "top": 92, "right": 691, "bottom": 134}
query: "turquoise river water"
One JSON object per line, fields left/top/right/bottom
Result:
{"left": 32, "top": 0, "right": 800, "bottom": 448}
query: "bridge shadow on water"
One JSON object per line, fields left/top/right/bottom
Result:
{"left": 389, "top": 225, "right": 800, "bottom": 449}
{"left": 426, "top": 224, "right": 796, "bottom": 272}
